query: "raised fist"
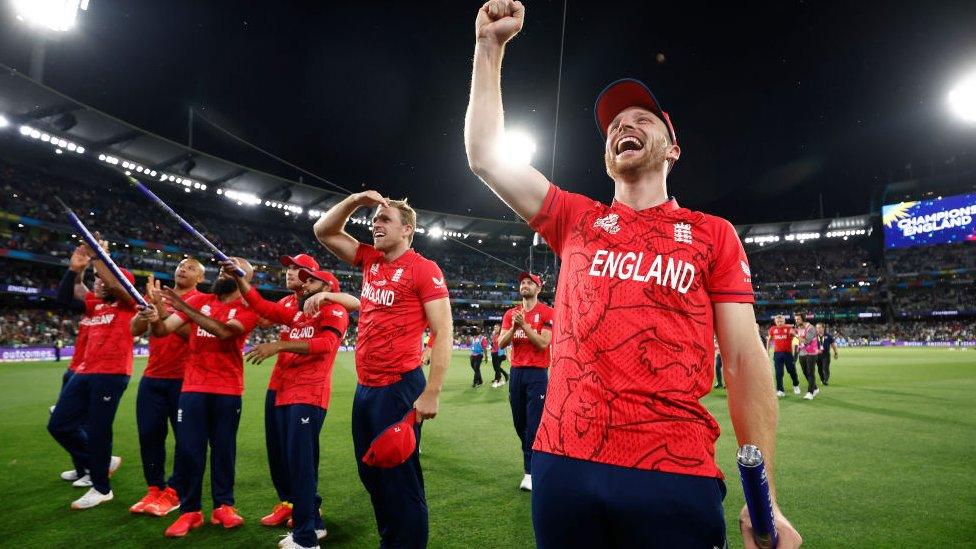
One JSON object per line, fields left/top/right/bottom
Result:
{"left": 476, "top": 0, "right": 525, "bottom": 45}
{"left": 353, "top": 190, "right": 390, "bottom": 208}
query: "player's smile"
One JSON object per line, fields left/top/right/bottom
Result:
{"left": 614, "top": 134, "right": 644, "bottom": 159}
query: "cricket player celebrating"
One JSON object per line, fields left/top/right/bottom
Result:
{"left": 314, "top": 192, "right": 452, "bottom": 548}
{"left": 127, "top": 260, "right": 205, "bottom": 516}
{"left": 497, "top": 272, "right": 553, "bottom": 491}
{"left": 225, "top": 260, "right": 351, "bottom": 549}
{"left": 48, "top": 242, "right": 136, "bottom": 510}
{"left": 139, "top": 257, "right": 260, "bottom": 537}
{"left": 464, "top": 2, "right": 802, "bottom": 547}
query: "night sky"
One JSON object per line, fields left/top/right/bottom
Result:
{"left": 1, "top": 0, "right": 975, "bottom": 224}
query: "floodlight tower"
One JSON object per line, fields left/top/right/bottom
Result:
{"left": 11, "top": 0, "right": 90, "bottom": 83}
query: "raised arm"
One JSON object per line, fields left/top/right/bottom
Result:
{"left": 465, "top": 0, "right": 550, "bottom": 221}
{"left": 313, "top": 191, "right": 388, "bottom": 265}
{"left": 714, "top": 302, "right": 802, "bottom": 548}
{"left": 160, "top": 286, "right": 242, "bottom": 340}
{"left": 414, "top": 297, "right": 453, "bottom": 421}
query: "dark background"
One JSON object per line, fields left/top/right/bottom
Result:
{"left": 2, "top": 0, "right": 975, "bottom": 223}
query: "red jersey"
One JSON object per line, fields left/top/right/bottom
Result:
{"left": 768, "top": 325, "right": 794, "bottom": 353}
{"left": 77, "top": 294, "right": 138, "bottom": 375}
{"left": 528, "top": 183, "right": 754, "bottom": 479}
{"left": 354, "top": 244, "right": 449, "bottom": 386}
{"left": 490, "top": 334, "right": 500, "bottom": 354}
{"left": 177, "top": 293, "right": 260, "bottom": 396}
{"left": 244, "top": 288, "right": 348, "bottom": 408}
{"left": 501, "top": 303, "right": 554, "bottom": 368}
{"left": 266, "top": 293, "right": 300, "bottom": 392}
{"left": 68, "top": 292, "right": 98, "bottom": 372}
{"left": 144, "top": 288, "right": 202, "bottom": 379}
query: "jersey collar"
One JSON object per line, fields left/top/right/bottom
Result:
{"left": 611, "top": 197, "right": 680, "bottom": 216}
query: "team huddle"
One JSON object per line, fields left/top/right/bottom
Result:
{"left": 44, "top": 2, "right": 804, "bottom": 548}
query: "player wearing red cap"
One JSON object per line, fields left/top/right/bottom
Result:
{"left": 465, "top": 2, "right": 801, "bottom": 547}
{"left": 47, "top": 241, "right": 137, "bottom": 510}
{"left": 127, "top": 259, "right": 205, "bottom": 516}
{"left": 140, "top": 257, "right": 260, "bottom": 538}
{"left": 226, "top": 261, "right": 350, "bottom": 549}
{"left": 498, "top": 272, "right": 552, "bottom": 491}
{"left": 314, "top": 191, "right": 452, "bottom": 548}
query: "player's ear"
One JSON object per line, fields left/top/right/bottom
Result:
{"left": 667, "top": 143, "right": 681, "bottom": 165}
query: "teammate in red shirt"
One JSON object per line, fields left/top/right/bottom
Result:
{"left": 48, "top": 242, "right": 137, "bottom": 510}
{"left": 767, "top": 315, "right": 801, "bottom": 397}
{"left": 465, "top": 3, "right": 801, "bottom": 547}
{"left": 227, "top": 261, "right": 350, "bottom": 548}
{"left": 314, "top": 192, "right": 452, "bottom": 548}
{"left": 498, "top": 272, "right": 553, "bottom": 491}
{"left": 127, "top": 259, "right": 205, "bottom": 515}
{"left": 141, "top": 257, "right": 260, "bottom": 538}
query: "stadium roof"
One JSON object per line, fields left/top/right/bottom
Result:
{"left": 0, "top": 64, "right": 878, "bottom": 247}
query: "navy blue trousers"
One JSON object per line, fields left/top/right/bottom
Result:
{"left": 352, "top": 367, "right": 427, "bottom": 549}
{"left": 55, "top": 369, "right": 87, "bottom": 476}
{"left": 715, "top": 355, "right": 724, "bottom": 386}
{"left": 136, "top": 376, "right": 184, "bottom": 490}
{"left": 175, "top": 392, "right": 242, "bottom": 512}
{"left": 265, "top": 389, "right": 291, "bottom": 502}
{"left": 60, "top": 368, "right": 74, "bottom": 389}
{"left": 48, "top": 373, "right": 129, "bottom": 494}
{"left": 509, "top": 367, "right": 548, "bottom": 474}
{"left": 532, "top": 452, "right": 727, "bottom": 548}
{"left": 281, "top": 404, "right": 327, "bottom": 547}
{"left": 773, "top": 351, "right": 800, "bottom": 392}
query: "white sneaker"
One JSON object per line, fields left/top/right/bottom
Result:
{"left": 803, "top": 392, "right": 814, "bottom": 400}
{"left": 50, "top": 404, "right": 56, "bottom": 413}
{"left": 108, "top": 455, "right": 122, "bottom": 476}
{"left": 70, "top": 488, "right": 113, "bottom": 509}
{"left": 490, "top": 381, "right": 499, "bottom": 388}
{"left": 519, "top": 474, "right": 532, "bottom": 491}
{"left": 498, "top": 379, "right": 507, "bottom": 387}
{"left": 793, "top": 386, "right": 801, "bottom": 395}
{"left": 61, "top": 469, "right": 84, "bottom": 481}
{"left": 813, "top": 388, "right": 820, "bottom": 396}
{"left": 278, "top": 529, "right": 327, "bottom": 548}
{"left": 72, "top": 474, "right": 92, "bottom": 487}
{"left": 776, "top": 391, "right": 785, "bottom": 398}
{"left": 72, "top": 456, "right": 120, "bottom": 487}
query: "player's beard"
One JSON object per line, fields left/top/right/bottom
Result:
{"left": 211, "top": 277, "right": 238, "bottom": 296}
{"left": 298, "top": 288, "right": 322, "bottom": 310}
{"left": 604, "top": 134, "right": 669, "bottom": 180}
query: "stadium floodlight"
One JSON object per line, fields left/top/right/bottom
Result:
{"left": 497, "top": 129, "right": 537, "bottom": 166}
{"left": 0, "top": 115, "right": 8, "bottom": 128}
{"left": 20, "top": 125, "right": 32, "bottom": 135}
{"left": 428, "top": 226, "right": 444, "bottom": 239}
{"left": 13, "top": 0, "right": 90, "bottom": 32}
{"left": 948, "top": 69, "right": 976, "bottom": 123}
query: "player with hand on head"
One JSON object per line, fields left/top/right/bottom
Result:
{"left": 48, "top": 238, "right": 135, "bottom": 510}
{"left": 223, "top": 259, "right": 351, "bottom": 549}
{"left": 138, "top": 257, "right": 260, "bottom": 538}
{"left": 314, "top": 190, "right": 452, "bottom": 548}
{"left": 128, "top": 260, "right": 205, "bottom": 516}
{"left": 768, "top": 315, "right": 801, "bottom": 397}
{"left": 497, "top": 272, "right": 552, "bottom": 491}
{"left": 465, "top": 2, "right": 802, "bottom": 547}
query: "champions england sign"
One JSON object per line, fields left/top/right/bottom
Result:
{"left": 882, "top": 192, "right": 976, "bottom": 249}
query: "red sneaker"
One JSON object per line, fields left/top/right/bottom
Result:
{"left": 164, "top": 512, "right": 204, "bottom": 537}
{"left": 211, "top": 504, "right": 244, "bottom": 529}
{"left": 144, "top": 486, "right": 180, "bottom": 517}
{"left": 260, "top": 501, "right": 293, "bottom": 526}
{"left": 129, "top": 486, "right": 161, "bottom": 514}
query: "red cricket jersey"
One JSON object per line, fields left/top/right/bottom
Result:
{"left": 354, "top": 244, "right": 449, "bottom": 386}
{"left": 176, "top": 293, "right": 260, "bottom": 396}
{"left": 768, "top": 325, "right": 794, "bottom": 353}
{"left": 68, "top": 292, "right": 98, "bottom": 372}
{"left": 266, "top": 293, "right": 300, "bottom": 392}
{"left": 244, "top": 288, "right": 348, "bottom": 408}
{"left": 77, "top": 294, "right": 138, "bottom": 375}
{"left": 501, "top": 303, "right": 554, "bottom": 368}
{"left": 144, "top": 288, "right": 202, "bottom": 379}
{"left": 529, "top": 183, "right": 754, "bottom": 479}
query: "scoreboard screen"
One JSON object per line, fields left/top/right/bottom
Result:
{"left": 882, "top": 192, "right": 976, "bottom": 249}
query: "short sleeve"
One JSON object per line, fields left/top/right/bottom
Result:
{"left": 541, "top": 306, "right": 554, "bottom": 329}
{"left": 414, "top": 259, "right": 450, "bottom": 304}
{"left": 501, "top": 309, "right": 514, "bottom": 330}
{"left": 705, "top": 217, "right": 755, "bottom": 304}
{"left": 354, "top": 242, "right": 381, "bottom": 269}
{"left": 528, "top": 183, "right": 595, "bottom": 256}
{"left": 174, "top": 293, "right": 209, "bottom": 322}
{"left": 318, "top": 303, "right": 350, "bottom": 337}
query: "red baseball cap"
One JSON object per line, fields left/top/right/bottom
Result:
{"left": 594, "top": 78, "right": 677, "bottom": 145}
{"left": 298, "top": 269, "right": 340, "bottom": 292}
{"left": 119, "top": 268, "right": 135, "bottom": 285}
{"left": 361, "top": 410, "right": 418, "bottom": 468}
{"left": 518, "top": 272, "right": 542, "bottom": 286}
{"left": 280, "top": 253, "right": 319, "bottom": 271}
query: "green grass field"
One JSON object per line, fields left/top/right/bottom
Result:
{"left": 0, "top": 348, "right": 973, "bottom": 548}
